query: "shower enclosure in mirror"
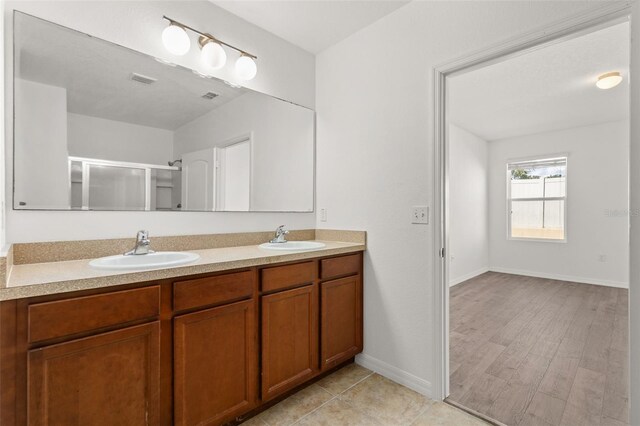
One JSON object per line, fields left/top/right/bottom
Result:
{"left": 13, "top": 12, "right": 315, "bottom": 212}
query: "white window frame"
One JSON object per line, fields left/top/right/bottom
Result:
{"left": 506, "top": 155, "right": 568, "bottom": 243}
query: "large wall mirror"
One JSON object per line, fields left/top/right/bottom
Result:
{"left": 13, "top": 12, "right": 315, "bottom": 212}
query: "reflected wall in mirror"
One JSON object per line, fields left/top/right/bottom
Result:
{"left": 13, "top": 12, "right": 315, "bottom": 212}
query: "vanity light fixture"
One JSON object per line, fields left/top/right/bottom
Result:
{"left": 596, "top": 71, "right": 623, "bottom": 89}
{"left": 199, "top": 37, "right": 227, "bottom": 71}
{"left": 236, "top": 54, "right": 258, "bottom": 81}
{"left": 161, "top": 16, "right": 258, "bottom": 80}
{"left": 161, "top": 21, "right": 190, "bottom": 56}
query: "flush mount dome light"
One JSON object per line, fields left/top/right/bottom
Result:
{"left": 199, "top": 36, "right": 227, "bottom": 71}
{"left": 162, "top": 22, "right": 190, "bottom": 56}
{"left": 596, "top": 71, "right": 623, "bottom": 90}
{"left": 236, "top": 54, "right": 257, "bottom": 80}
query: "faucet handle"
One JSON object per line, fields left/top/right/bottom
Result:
{"left": 136, "top": 230, "right": 149, "bottom": 244}
{"left": 269, "top": 225, "right": 289, "bottom": 243}
{"left": 125, "top": 230, "right": 152, "bottom": 256}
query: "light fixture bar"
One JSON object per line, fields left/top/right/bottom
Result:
{"left": 162, "top": 16, "right": 257, "bottom": 60}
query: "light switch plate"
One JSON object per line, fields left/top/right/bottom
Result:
{"left": 320, "top": 208, "right": 327, "bottom": 222}
{"left": 412, "top": 206, "right": 429, "bottom": 224}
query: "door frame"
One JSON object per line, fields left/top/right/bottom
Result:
{"left": 432, "top": 1, "right": 633, "bottom": 402}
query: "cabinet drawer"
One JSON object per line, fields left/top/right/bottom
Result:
{"left": 28, "top": 286, "right": 160, "bottom": 343}
{"left": 173, "top": 271, "right": 254, "bottom": 312}
{"left": 261, "top": 262, "right": 315, "bottom": 293}
{"left": 320, "top": 254, "right": 361, "bottom": 280}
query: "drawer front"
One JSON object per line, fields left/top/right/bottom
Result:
{"left": 320, "top": 254, "right": 361, "bottom": 280}
{"left": 28, "top": 286, "right": 160, "bottom": 343}
{"left": 173, "top": 271, "right": 254, "bottom": 312}
{"left": 261, "top": 262, "right": 315, "bottom": 293}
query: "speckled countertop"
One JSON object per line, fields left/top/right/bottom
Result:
{"left": 1, "top": 240, "right": 365, "bottom": 301}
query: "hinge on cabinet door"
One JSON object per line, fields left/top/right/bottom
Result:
{"left": 440, "top": 247, "right": 445, "bottom": 258}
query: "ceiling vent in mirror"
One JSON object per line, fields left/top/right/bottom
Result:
{"left": 201, "top": 91, "right": 219, "bottom": 100}
{"left": 130, "top": 73, "right": 157, "bottom": 85}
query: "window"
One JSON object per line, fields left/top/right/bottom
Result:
{"left": 507, "top": 156, "right": 567, "bottom": 241}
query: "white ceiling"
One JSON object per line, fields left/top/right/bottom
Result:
{"left": 15, "top": 12, "right": 247, "bottom": 131}
{"left": 211, "top": 0, "right": 410, "bottom": 54}
{"left": 449, "top": 21, "right": 629, "bottom": 141}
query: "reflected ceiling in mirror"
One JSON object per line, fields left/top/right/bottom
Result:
{"left": 13, "top": 11, "right": 315, "bottom": 212}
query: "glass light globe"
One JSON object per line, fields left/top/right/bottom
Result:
{"left": 162, "top": 24, "right": 190, "bottom": 56}
{"left": 201, "top": 41, "right": 227, "bottom": 71}
{"left": 235, "top": 55, "right": 257, "bottom": 80}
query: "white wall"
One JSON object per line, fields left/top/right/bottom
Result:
{"left": 488, "top": 120, "right": 629, "bottom": 288}
{"left": 628, "top": 3, "right": 639, "bottom": 423}
{"left": 174, "top": 92, "right": 314, "bottom": 212}
{"left": 0, "top": 0, "right": 4, "bottom": 249}
{"left": 67, "top": 113, "right": 174, "bottom": 166}
{"left": 4, "top": 1, "right": 316, "bottom": 243}
{"left": 448, "top": 125, "right": 489, "bottom": 286}
{"left": 316, "top": 0, "right": 607, "bottom": 395}
{"left": 14, "top": 79, "right": 69, "bottom": 209}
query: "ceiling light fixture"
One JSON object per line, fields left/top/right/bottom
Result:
{"left": 161, "top": 16, "right": 257, "bottom": 80}
{"left": 596, "top": 71, "right": 623, "bottom": 90}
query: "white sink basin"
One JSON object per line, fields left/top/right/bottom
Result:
{"left": 259, "top": 241, "right": 326, "bottom": 251}
{"left": 89, "top": 251, "right": 200, "bottom": 271}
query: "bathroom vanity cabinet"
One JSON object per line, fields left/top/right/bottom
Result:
{"left": 0, "top": 251, "right": 363, "bottom": 426}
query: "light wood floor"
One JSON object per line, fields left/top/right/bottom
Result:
{"left": 448, "top": 272, "right": 628, "bottom": 426}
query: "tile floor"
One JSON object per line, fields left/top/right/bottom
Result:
{"left": 242, "top": 363, "right": 490, "bottom": 426}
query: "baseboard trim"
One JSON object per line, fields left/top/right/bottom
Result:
{"left": 355, "top": 353, "right": 432, "bottom": 398}
{"left": 449, "top": 267, "right": 490, "bottom": 287}
{"left": 489, "top": 267, "right": 628, "bottom": 289}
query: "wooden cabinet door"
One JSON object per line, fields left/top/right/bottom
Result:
{"left": 261, "top": 285, "right": 318, "bottom": 401}
{"left": 320, "top": 276, "right": 363, "bottom": 370}
{"left": 174, "top": 300, "right": 256, "bottom": 426}
{"left": 28, "top": 322, "right": 160, "bottom": 426}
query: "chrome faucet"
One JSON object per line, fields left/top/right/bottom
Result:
{"left": 124, "top": 230, "right": 154, "bottom": 255}
{"left": 269, "top": 225, "right": 289, "bottom": 243}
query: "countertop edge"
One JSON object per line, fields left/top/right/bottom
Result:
{"left": 0, "top": 243, "right": 365, "bottom": 301}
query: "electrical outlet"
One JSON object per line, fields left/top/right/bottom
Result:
{"left": 320, "top": 208, "right": 327, "bottom": 222}
{"left": 412, "top": 206, "right": 429, "bottom": 224}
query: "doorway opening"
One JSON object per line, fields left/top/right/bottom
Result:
{"left": 434, "top": 5, "right": 631, "bottom": 425}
